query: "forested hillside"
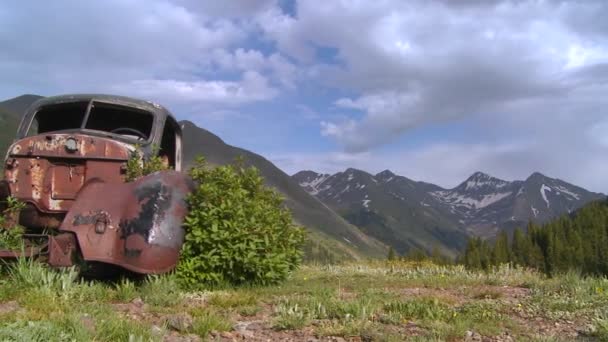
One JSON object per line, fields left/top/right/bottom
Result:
{"left": 463, "top": 198, "right": 608, "bottom": 276}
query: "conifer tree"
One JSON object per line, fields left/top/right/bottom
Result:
{"left": 387, "top": 246, "right": 397, "bottom": 261}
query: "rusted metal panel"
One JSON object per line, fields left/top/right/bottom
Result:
{"left": 60, "top": 171, "right": 193, "bottom": 274}
{"left": 4, "top": 134, "right": 131, "bottom": 213}
{"left": 7, "top": 134, "right": 132, "bottom": 160}
{"left": 47, "top": 233, "right": 77, "bottom": 267}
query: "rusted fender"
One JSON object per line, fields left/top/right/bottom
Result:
{"left": 60, "top": 171, "right": 194, "bottom": 274}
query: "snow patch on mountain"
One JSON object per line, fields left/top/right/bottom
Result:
{"left": 540, "top": 184, "right": 552, "bottom": 208}
{"left": 298, "top": 174, "right": 330, "bottom": 195}
{"left": 465, "top": 179, "right": 508, "bottom": 190}
{"left": 555, "top": 185, "right": 581, "bottom": 200}
{"left": 531, "top": 206, "right": 539, "bottom": 217}
{"left": 390, "top": 192, "right": 405, "bottom": 201}
{"left": 431, "top": 190, "right": 512, "bottom": 210}
{"left": 340, "top": 185, "right": 351, "bottom": 194}
{"left": 347, "top": 173, "right": 354, "bottom": 181}
{"left": 462, "top": 172, "right": 510, "bottom": 191}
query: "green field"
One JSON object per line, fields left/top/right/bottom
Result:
{"left": 0, "top": 259, "right": 604, "bottom": 341}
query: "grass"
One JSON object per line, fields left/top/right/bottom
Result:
{"left": 0, "top": 259, "right": 603, "bottom": 340}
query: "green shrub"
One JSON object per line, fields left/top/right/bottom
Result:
{"left": 0, "top": 196, "right": 25, "bottom": 250}
{"left": 176, "top": 157, "right": 306, "bottom": 286}
{"left": 125, "top": 146, "right": 169, "bottom": 182}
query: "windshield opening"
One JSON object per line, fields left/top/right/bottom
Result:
{"left": 85, "top": 102, "right": 153, "bottom": 141}
{"left": 28, "top": 102, "right": 89, "bottom": 136}
{"left": 26, "top": 100, "right": 154, "bottom": 142}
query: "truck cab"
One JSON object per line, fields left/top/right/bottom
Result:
{"left": 0, "top": 94, "right": 192, "bottom": 274}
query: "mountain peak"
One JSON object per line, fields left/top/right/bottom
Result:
{"left": 376, "top": 169, "right": 395, "bottom": 177}
{"left": 343, "top": 168, "right": 374, "bottom": 178}
{"left": 468, "top": 171, "right": 493, "bottom": 180}
{"left": 456, "top": 171, "right": 509, "bottom": 192}
{"left": 526, "top": 172, "right": 549, "bottom": 181}
{"left": 375, "top": 170, "right": 397, "bottom": 183}
{"left": 292, "top": 170, "right": 322, "bottom": 178}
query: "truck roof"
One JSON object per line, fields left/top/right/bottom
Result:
{"left": 27, "top": 94, "right": 175, "bottom": 120}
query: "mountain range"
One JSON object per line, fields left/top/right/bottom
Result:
{"left": 292, "top": 169, "right": 605, "bottom": 256}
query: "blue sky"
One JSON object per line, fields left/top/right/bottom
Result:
{"left": 2, "top": 0, "right": 608, "bottom": 192}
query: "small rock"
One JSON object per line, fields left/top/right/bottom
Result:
{"left": 577, "top": 324, "right": 596, "bottom": 335}
{"left": 465, "top": 330, "right": 482, "bottom": 342}
{"left": 233, "top": 321, "right": 250, "bottom": 331}
{"left": 220, "top": 331, "right": 233, "bottom": 339}
{"left": 131, "top": 297, "right": 144, "bottom": 307}
{"left": 247, "top": 322, "right": 264, "bottom": 331}
{"left": 164, "top": 333, "right": 202, "bottom": 342}
{"left": 150, "top": 325, "right": 163, "bottom": 336}
{"left": 236, "top": 330, "right": 254, "bottom": 338}
{"left": 183, "top": 334, "right": 202, "bottom": 342}
{"left": 233, "top": 321, "right": 255, "bottom": 339}
{"left": 165, "top": 314, "right": 193, "bottom": 332}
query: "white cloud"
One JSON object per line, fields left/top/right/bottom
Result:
{"left": 112, "top": 71, "right": 278, "bottom": 105}
{"left": 210, "top": 48, "right": 298, "bottom": 88}
{"left": 256, "top": 0, "right": 607, "bottom": 152}
{"left": 0, "top": 1, "right": 289, "bottom": 110}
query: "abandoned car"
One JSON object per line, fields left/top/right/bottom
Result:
{"left": 0, "top": 94, "right": 193, "bottom": 274}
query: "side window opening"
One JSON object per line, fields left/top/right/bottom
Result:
{"left": 159, "top": 118, "right": 177, "bottom": 169}
{"left": 28, "top": 102, "right": 89, "bottom": 136}
{"left": 85, "top": 102, "right": 153, "bottom": 141}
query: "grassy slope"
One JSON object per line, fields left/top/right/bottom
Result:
{"left": 0, "top": 260, "right": 603, "bottom": 341}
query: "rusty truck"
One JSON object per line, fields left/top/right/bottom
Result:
{"left": 0, "top": 94, "right": 193, "bottom": 274}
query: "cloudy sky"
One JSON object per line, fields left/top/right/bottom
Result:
{"left": 2, "top": 0, "right": 608, "bottom": 192}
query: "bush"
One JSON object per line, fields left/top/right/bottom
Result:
{"left": 176, "top": 157, "right": 306, "bottom": 286}
{"left": 125, "top": 146, "right": 169, "bottom": 182}
{"left": 0, "top": 196, "right": 25, "bottom": 249}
